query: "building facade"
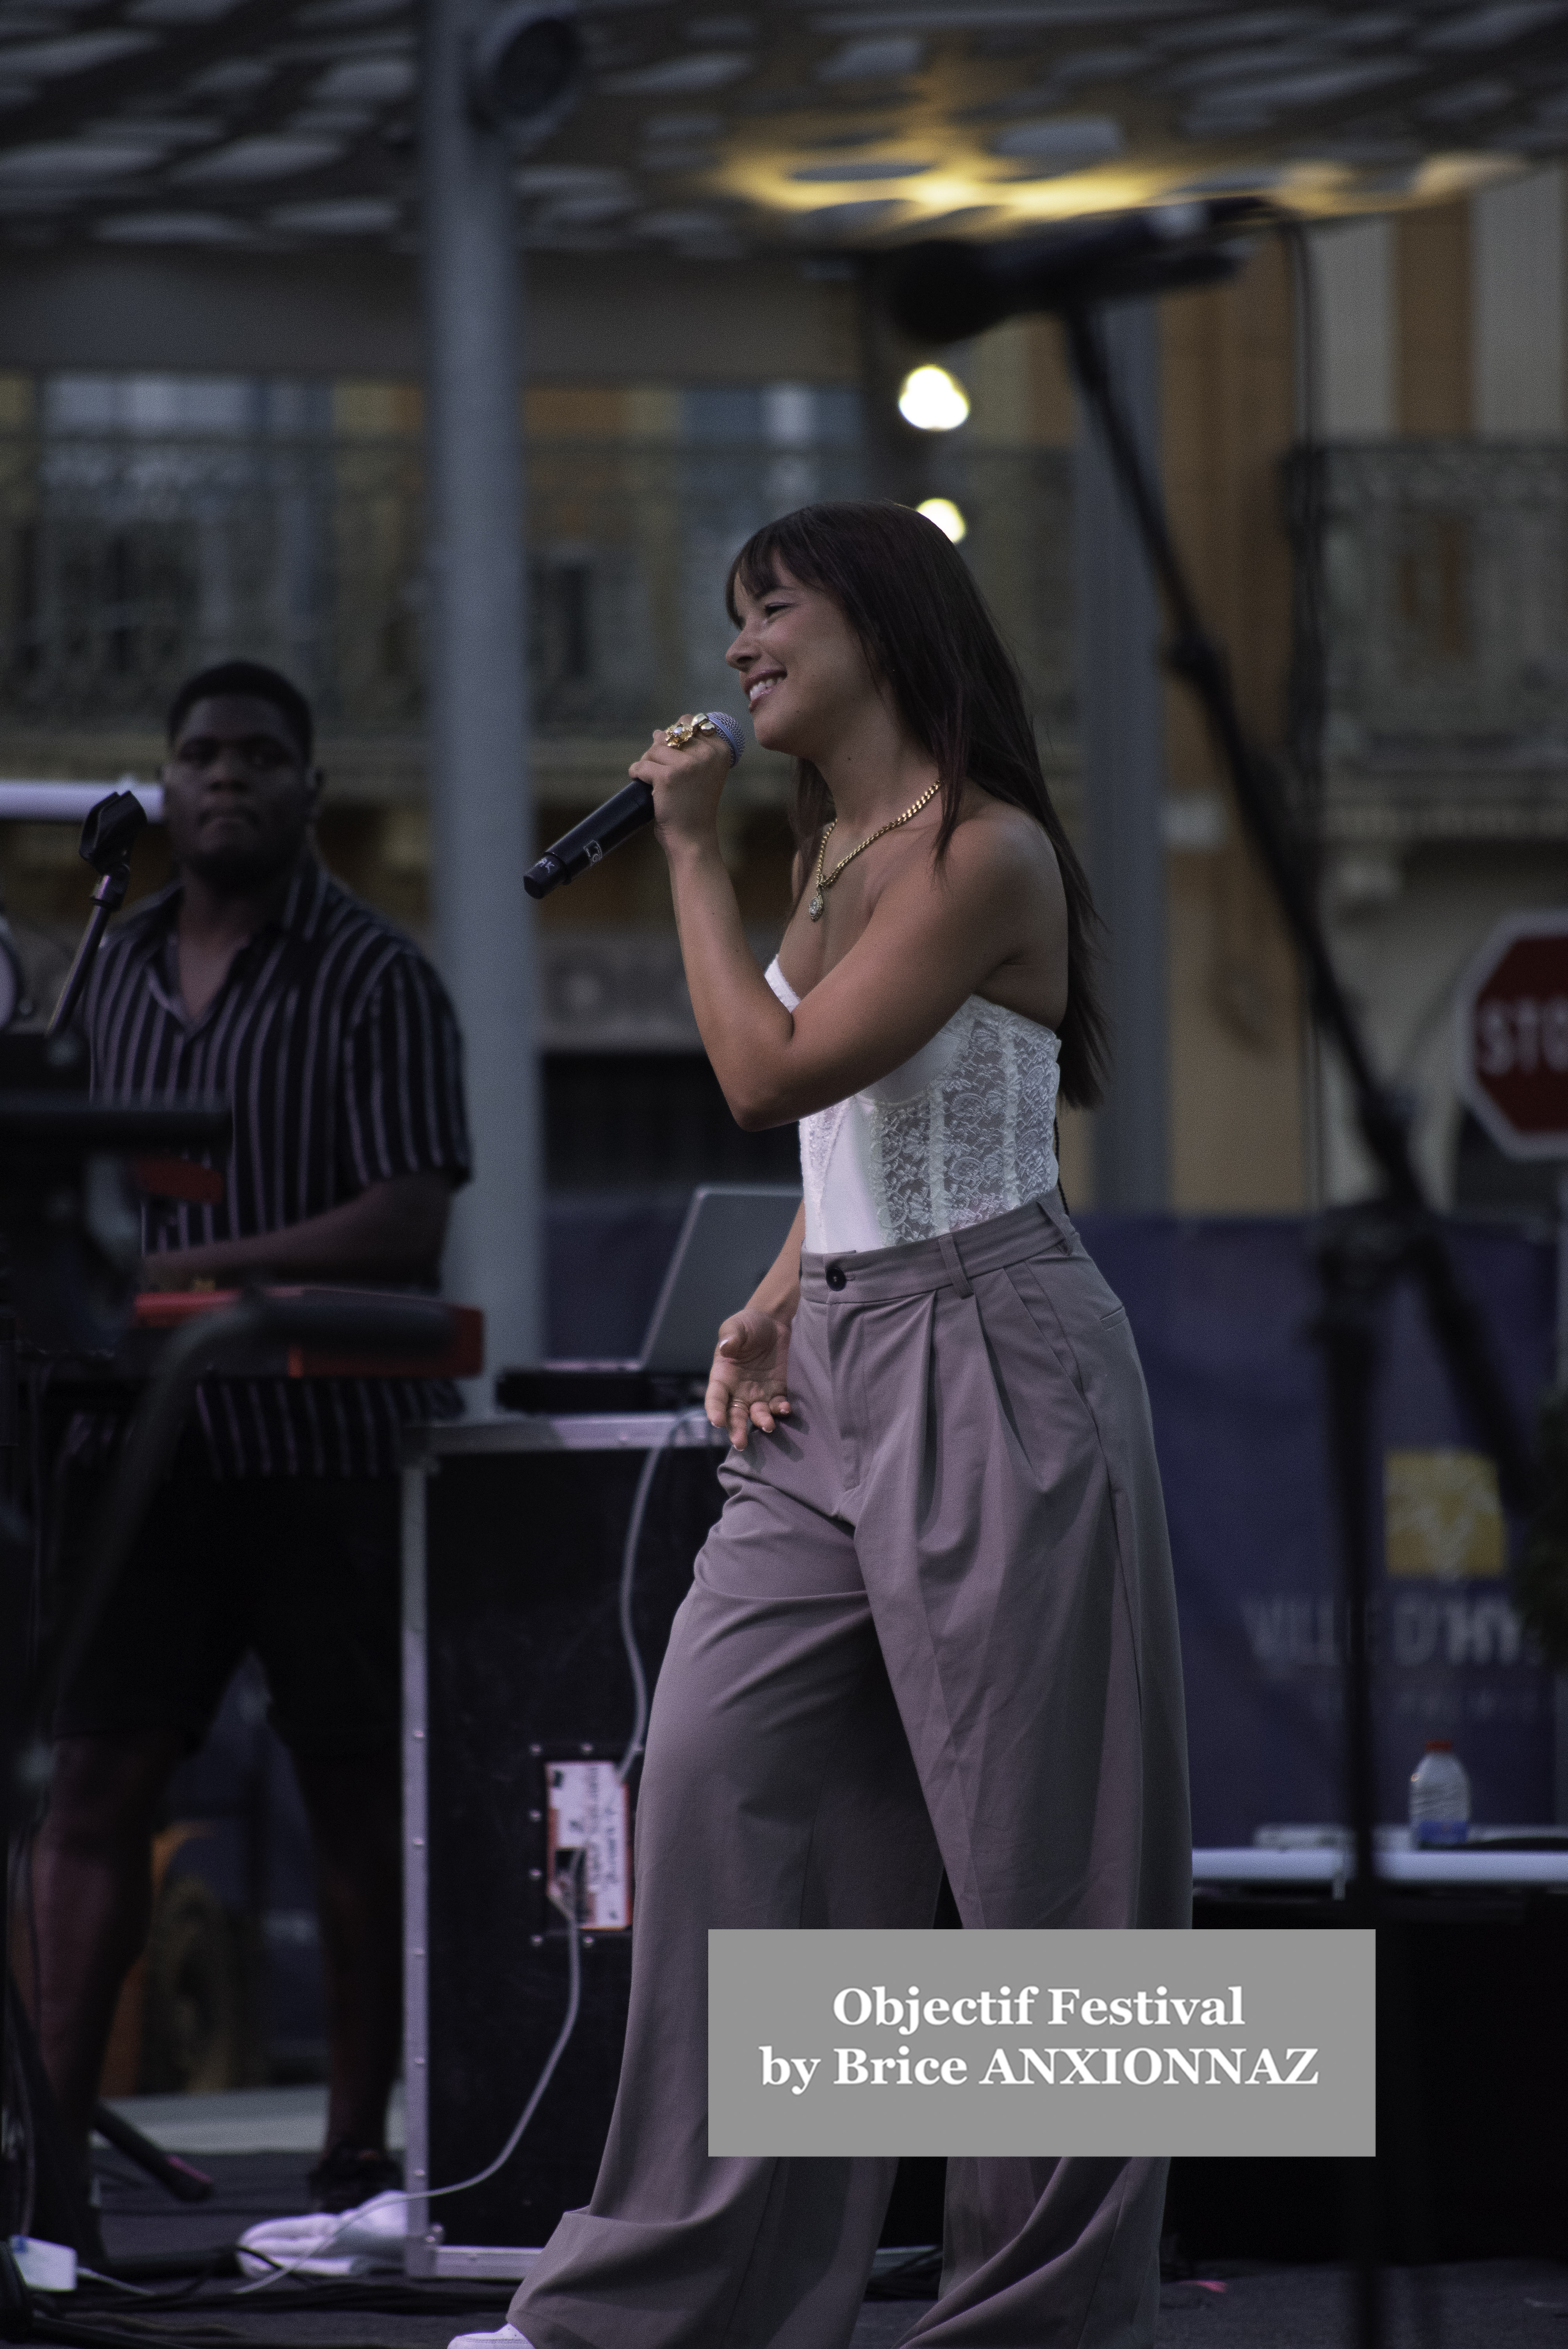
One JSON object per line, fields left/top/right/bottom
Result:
{"left": 1, "top": 166, "right": 1565, "bottom": 1212}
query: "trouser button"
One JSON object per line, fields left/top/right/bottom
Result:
{"left": 825, "top": 1263, "right": 847, "bottom": 1291}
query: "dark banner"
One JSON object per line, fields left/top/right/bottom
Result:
{"left": 547, "top": 1202, "right": 1558, "bottom": 1846}
{"left": 1077, "top": 1214, "right": 1556, "bottom": 1846}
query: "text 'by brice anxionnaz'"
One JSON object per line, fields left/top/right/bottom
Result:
{"left": 757, "top": 1982, "right": 1321, "bottom": 2095}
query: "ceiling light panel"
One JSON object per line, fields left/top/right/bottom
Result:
{"left": 173, "top": 133, "right": 347, "bottom": 181}
{"left": 819, "top": 36, "right": 924, "bottom": 79}
{"left": 127, "top": 0, "right": 255, "bottom": 21}
{"left": 0, "top": 31, "right": 155, "bottom": 73}
{"left": 0, "top": 137, "right": 166, "bottom": 180}
{"left": 94, "top": 207, "right": 253, "bottom": 239}
{"left": 0, "top": 0, "right": 1564, "bottom": 254}
{"left": 1420, "top": 1, "right": 1568, "bottom": 48}
{"left": 601, "top": 52, "right": 753, "bottom": 96}
{"left": 270, "top": 194, "right": 398, "bottom": 230}
{"left": 990, "top": 117, "right": 1124, "bottom": 164}
{"left": 182, "top": 58, "right": 274, "bottom": 94}
{"left": 311, "top": 53, "right": 413, "bottom": 101}
{"left": 294, "top": 0, "right": 404, "bottom": 24}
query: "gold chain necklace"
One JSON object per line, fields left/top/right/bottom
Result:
{"left": 807, "top": 783, "right": 941, "bottom": 921}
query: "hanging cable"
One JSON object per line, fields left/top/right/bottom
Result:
{"left": 237, "top": 1852, "right": 583, "bottom": 2296}
{"left": 617, "top": 1406, "right": 708, "bottom": 1782}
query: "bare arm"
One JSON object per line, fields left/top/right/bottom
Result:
{"left": 704, "top": 1200, "right": 803, "bottom": 1449}
{"left": 639, "top": 730, "right": 1065, "bottom": 1131}
{"left": 139, "top": 1171, "right": 454, "bottom": 1290}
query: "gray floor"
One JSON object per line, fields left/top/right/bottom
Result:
{"left": 1154, "top": 2260, "right": 1568, "bottom": 2349}
{"left": 102, "top": 2082, "right": 407, "bottom": 2155}
{"left": 64, "top": 2145, "right": 1568, "bottom": 2348}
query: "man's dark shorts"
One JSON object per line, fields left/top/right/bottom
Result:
{"left": 53, "top": 1473, "right": 401, "bottom": 1760}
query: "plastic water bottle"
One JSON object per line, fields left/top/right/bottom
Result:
{"left": 1408, "top": 1741, "right": 1471, "bottom": 1847}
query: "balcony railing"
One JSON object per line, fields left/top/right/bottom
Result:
{"left": 0, "top": 430, "right": 1076, "bottom": 761}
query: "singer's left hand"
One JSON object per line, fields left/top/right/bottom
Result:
{"left": 631, "top": 716, "right": 732, "bottom": 852}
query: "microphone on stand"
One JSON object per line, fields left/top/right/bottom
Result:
{"left": 523, "top": 711, "right": 745, "bottom": 900}
{"left": 884, "top": 196, "right": 1273, "bottom": 344}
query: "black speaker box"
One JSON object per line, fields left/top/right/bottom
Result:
{"left": 403, "top": 1414, "right": 726, "bottom": 2276}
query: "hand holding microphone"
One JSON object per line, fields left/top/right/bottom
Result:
{"left": 523, "top": 710, "right": 745, "bottom": 900}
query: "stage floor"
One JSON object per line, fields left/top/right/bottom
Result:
{"left": 101, "top": 2083, "right": 408, "bottom": 2156}
{"left": 47, "top": 2139, "right": 1564, "bottom": 2348}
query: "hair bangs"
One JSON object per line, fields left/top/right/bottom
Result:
{"left": 725, "top": 525, "right": 804, "bottom": 626}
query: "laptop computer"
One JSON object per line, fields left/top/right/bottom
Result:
{"left": 496, "top": 1183, "right": 803, "bottom": 1413}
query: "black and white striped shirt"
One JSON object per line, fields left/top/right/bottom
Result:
{"left": 84, "top": 858, "right": 471, "bottom": 1478}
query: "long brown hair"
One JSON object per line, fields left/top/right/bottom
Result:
{"left": 726, "top": 499, "right": 1108, "bottom": 1110}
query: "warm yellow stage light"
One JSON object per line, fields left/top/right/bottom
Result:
{"left": 917, "top": 497, "right": 967, "bottom": 543}
{"left": 897, "top": 364, "right": 970, "bottom": 431}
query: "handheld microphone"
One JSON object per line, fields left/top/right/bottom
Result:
{"left": 523, "top": 710, "right": 745, "bottom": 900}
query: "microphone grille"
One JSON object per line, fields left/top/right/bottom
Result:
{"left": 706, "top": 710, "right": 745, "bottom": 766}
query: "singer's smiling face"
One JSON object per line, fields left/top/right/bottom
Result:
{"left": 725, "top": 563, "right": 882, "bottom": 760}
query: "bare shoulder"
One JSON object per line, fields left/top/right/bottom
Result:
{"left": 942, "top": 793, "right": 1065, "bottom": 903}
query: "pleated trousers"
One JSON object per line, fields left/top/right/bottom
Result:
{"left": 510, "top": 1194, "right": 1192, "bottom": 2349}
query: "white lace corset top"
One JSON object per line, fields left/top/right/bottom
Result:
{"left": 764, "top": 957, "right": 1061, "bottom": 1255}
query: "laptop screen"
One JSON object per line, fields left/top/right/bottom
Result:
{"left": 640, "top": 1185, "right": 804, "bottom": 1374}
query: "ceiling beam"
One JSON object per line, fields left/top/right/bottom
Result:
{"left": 0, "top": 0, "right": 338, "bottom": 152}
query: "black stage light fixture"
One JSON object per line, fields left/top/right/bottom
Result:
{"left": 470, "top": 3, "right": 584, "bottom": 143}
{"left": 884, "top": 197, "right": 1278, "bottom": 345}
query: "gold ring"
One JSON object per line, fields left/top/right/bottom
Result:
{"left": 663, "top": 716, "right": 714, "bottom": 750}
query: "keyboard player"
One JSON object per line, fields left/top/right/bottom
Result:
{"left": 33, "top": 659, "right": 471, "bottom": 2212}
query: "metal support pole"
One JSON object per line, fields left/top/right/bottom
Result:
{"left": 1073, "top": 299, "right": 1169, "bottom": 1210}
{"left": 421, "top": 0, "right": 541, "bottom": 1371}
{"left": 1311, "top": 1218, "right": 1386, "bottom": 2343}
{"left": 1556, "top": 1169, "right": 1568, "bottom": 1823}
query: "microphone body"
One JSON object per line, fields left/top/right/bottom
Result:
{"left": 524, "top": 780, "right": 653, "bottom": 899}
{"left": 524, "top": 711, "right": 743, "bottom": 900}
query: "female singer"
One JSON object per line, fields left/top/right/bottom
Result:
{"left": 471, "top": 501, "right": 1190, "bottom": 2349}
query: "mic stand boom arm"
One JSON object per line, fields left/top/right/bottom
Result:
{"left": 1062, "top": 296, "right": 1532, "bottom": 1505}
{"left": 1060, "top": 303, "right": 1534, "bottom": 2345}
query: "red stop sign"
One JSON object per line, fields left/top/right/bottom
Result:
{"left": 1456, "top": 911, "right": 1568, "bottom": 1157}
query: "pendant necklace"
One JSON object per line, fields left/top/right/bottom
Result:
{"left": 807, "top": 783, "right": 941, "bottom": 921}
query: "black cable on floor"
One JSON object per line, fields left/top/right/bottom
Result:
{"left": 32, "top": 2321, "right": 421, "bottom": 2349}
{"left": 75, "top": 2275, "right": 512, "bottom": 2317}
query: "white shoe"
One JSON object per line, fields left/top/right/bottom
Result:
{"left": 447, "top": 2327, "right": 532, "bottom": 2349}
{"left": 237, "top": 2191, "right": 406, "bottom": 2280}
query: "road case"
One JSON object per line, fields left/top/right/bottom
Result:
{"left": 402, "top": 1412, "right": 725, "bottom": 2279}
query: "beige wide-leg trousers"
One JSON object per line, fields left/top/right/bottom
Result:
{"left": 511, "top": 1195, "right": 1192, "bottom": 2349}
